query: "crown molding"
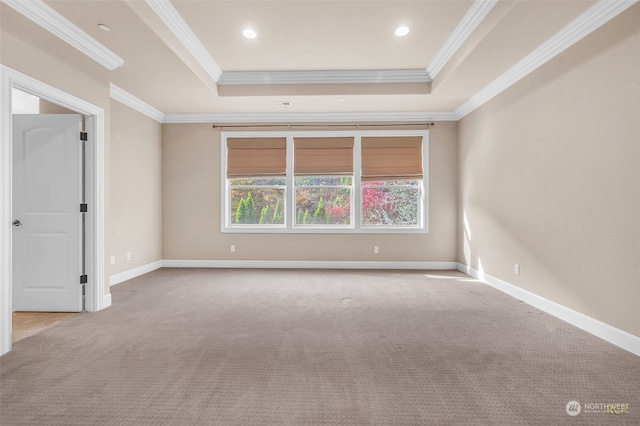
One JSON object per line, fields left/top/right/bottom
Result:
{"left": 454, "top": 0, "right": 639, "bottom": 119}
{"left": 110, "top": 84, "right": 164, "bottom": 123}
{"left": 162, "top": 111, "right": 457, "bottom": 124}
{"left": 1, "top": 0, "right": 124, "bottom": 70}
{"left": 426, "top": 0, "right": 498, "bottom": 80}
{"left": 145, "top": 0, "right": 493, "bottom": 86}
{"left": 218, "top": 69, "right": 431, "bottom": 86}
{"left": 108, "top": 83, "right": 457, "bottom": 124}
{"left": 146, "top": 0, "right": 223, "bottom": 82}
{"left": 63, "top": 0, "right": 637, "bottom": 125}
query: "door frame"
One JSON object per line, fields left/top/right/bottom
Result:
{"left": 0, "top": 65, "right": 107, "bottom": 355}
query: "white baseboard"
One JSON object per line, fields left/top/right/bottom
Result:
{"left": 457, "top": 263, "right": 640, "bottom": 356}
{"left": 110, "top": 259, "right": 457, "bottom": 287}
{"left": 102, "top": 293, "right": 111, "bottom": 309}
{"left": 162, "top": 259, "right": 458, "bottom": 270}
{"left": 109, "top": 260, "right": 164, "bottom": 286}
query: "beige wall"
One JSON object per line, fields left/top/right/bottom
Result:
{"left": 0, "top": 5, "right": 110, "bottom": 109}
{"left": 38, "top": 99, "right": 77, "bottom": 115}
{"left": 162, "top": 122, "right": 458, "bottom": 262}
{"left": 109, "top": 101, "right": 163, "bottom": 275}
{"left": 458, "top": 6, "right": 639, "bottom": 336}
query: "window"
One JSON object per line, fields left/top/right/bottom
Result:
{"left": 360, "top": 136, "right": 423, "bottom": 228}
{"left": 294, "top": 137, "right": 353, "bottom": 227}
{"left": 226, "top": 138, "right": 286, "bottom": 226}
{"left": 221, "top": 130, "right": 428, "bottom": 233}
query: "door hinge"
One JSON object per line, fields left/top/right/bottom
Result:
{"left": 80, "top": 132, "right": 88, "bottom": 141}
{"left": 80, "top": 203, "right": 88, "bottom": 212}
{"left": 80, "top": 275, "right": 88, "bottom": 284}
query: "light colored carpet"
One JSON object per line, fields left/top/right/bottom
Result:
{"left": 1, "top": 268, "right": 638, "bottom": 425}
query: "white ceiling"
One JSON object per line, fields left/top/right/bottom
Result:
{"left": 16, "top": 0, "right": 622, "bottom": 119}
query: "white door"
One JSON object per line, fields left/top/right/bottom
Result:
{"left": 12, "top": 114, "right": 83, "bottom": 312}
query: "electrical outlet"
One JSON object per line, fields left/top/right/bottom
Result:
{"left": 515, "top": 264, "right": 520, "bottom": 275}
{"left": 110, "top": 256, "right": 115, "bottom": 265}
{"left": 230, "top": 245, "right": 236, "bottom": 253}
{"left": 374, "top": 246, "right": 379, "bottom": 254}
{"left": 127, "top": 252, "right": 132, "bottom": 261}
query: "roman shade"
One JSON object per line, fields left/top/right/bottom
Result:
{"left": 227, "top": 138, "right": 286, "bottom": 178}
{"left": 294, "top": 137, "right": 354, "bottom": 176}
{"left": 361, "top": 136, "right": 423, "bottom": 181}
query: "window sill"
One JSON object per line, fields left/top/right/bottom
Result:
{"left": 221, "top": 226, "right": 428, "bottom": 234}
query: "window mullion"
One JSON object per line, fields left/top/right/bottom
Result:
{"left": 422, "top": 132, "right": 429, "bottom": 231}
{"left": 286, "top": 136, "right": 295, "bottom": 229}
{"left": 354, "top": 135, "right": 362, "bottom": 230}
{"left": 221, "top": 134, "right": 229, "bottom": 229}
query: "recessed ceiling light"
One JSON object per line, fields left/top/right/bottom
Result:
{"left": 98, "top": 23, "right": 111, "bottom": 32}
{"left": 395, "top": 26, "right": 410, "bottom": 37}
{"left": 243, "top": 29, "right": 257, "bottom": 39}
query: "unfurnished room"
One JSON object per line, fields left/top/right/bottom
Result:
{"left": 0, "top": 0, "right": 638, "bottom": 424}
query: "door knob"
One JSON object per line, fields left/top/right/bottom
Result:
{"left": 12, "top": 220, "right": 21, "bottom": 227}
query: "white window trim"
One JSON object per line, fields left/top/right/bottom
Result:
{"left": 220, "top": 130, "right": 429, "bottom": 234}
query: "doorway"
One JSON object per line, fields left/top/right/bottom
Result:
{"left": 0, "top": 65, "right": 107, "bottom": 355}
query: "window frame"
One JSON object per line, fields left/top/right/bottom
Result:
{"left": 221, "top": 130, "right": 429, "bottom": 234}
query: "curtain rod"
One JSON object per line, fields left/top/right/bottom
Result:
{"left": 212, "top": 122, "right": 435, "bottom": 129}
